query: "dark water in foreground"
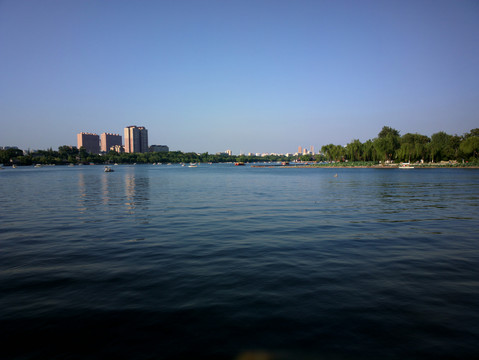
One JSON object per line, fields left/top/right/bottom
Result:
{"left": 1, "top": 164, "right": 478, "bottom": 359}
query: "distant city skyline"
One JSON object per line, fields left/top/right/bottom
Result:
{"left": 1, "top": 1, "right": 478, "bottom": 154}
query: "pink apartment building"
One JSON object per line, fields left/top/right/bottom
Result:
{"left": 77, "top": 133, "right": 100, "bottom": 154}
{"left": 101, "top": 133, "right": 122, "bottom": 153}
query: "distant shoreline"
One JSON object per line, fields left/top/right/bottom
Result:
{"left": 251, "top": 164, "right": 479, "bottom": 169}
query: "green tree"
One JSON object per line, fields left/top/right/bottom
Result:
{"left": 58, "top": 145, "right": 79, "bottom": 158}
{"left": 464, "top": 128, "right": 479, "bottom": 138}
{"left": 362, "top": 140, "right": 378, "bottom": 162}
{"left": 459, "top": 136, "right": 479, "bottom": 160}
{"left": 429, "top": 132, "right": 454, "bottom": 162}
{"left": 397, "top": 133, "right": 430, "bottom": 162}
{"left": 321, "top": 144, "right": 345, "bottom": 162}
{"left": 378, "top": 126, "right": 400, "bottom": 138}
{"left": 374, "top": 126, "right": 400, "bottom": 162}
{"left": 0, "top": 148, "right": 23, "bottom": 165}
{"left": 345, "top": 139, "right": 364, "bottom": 161}
{"left": 79, "top": 146, "right": 89, "bottom": 162}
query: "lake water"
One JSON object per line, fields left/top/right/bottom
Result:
{"left": 1, "top": 164, "right": 478, "bottom": 359}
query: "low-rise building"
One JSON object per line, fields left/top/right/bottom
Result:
{"left": 149, "top": 145, "right": 169, "bottom": 152}
{"left": 110, "top": 145, "right": 124, "bottom": 153}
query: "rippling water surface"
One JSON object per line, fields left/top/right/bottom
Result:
{"left": 1, "top": 165, "right": 478, "bottom": 359}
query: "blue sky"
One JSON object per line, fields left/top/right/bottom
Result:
{"left": 1, "top": 0, "right": 478, "bottom": 154}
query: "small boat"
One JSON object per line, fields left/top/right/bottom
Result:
{"left": 235, "top": 162, "right": 245, "bottom": 166}
{"left": 399, "top": 163, "right": 414, "bottom": 169}
{"left": 104, "top": 166, "right": 114, "bottom": 172}
{"left": 34, "top": 164, "right": 42, "bottom": 168}
{"left": 188, "top": 163, "right": 197, "bottom": 167}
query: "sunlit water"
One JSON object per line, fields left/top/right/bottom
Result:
{"left": 1, "top": 165, "right": 478, "bottom": 359}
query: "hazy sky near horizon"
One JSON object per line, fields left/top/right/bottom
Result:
{"left": 1, "top": 0, "right": 478, "bottom": 154}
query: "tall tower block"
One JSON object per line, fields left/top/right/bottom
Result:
{"left": 124, "top": 126, "right": 148, "bottom": 153}
{"left": 101, "top": 133, "right": 122, "bottom": 153}
{"left": 77, "top": 132, "right": 100, "bottom": 154}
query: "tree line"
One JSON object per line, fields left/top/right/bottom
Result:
{"left": 319, "top": 127, "right": 479, "bottom": 163}
{"left": 1, "top": 126, "right": 478, "bottom": 166}
{"left": 0, "top": 147, "right": 290, "bottom": 166}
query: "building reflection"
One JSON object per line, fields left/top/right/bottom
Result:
{"left": 77, "top": 172, "right": 102, "bottom": 214}
{"left": 76, "top": 168, "right": 150, "bottom": 219}
{"left": 78, "top": 172, "right": 87, "bottom": 214}
{"left": 124, "top": 170, "right": 150, "bottom": 215}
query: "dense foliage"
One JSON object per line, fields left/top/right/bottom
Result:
{"left": 321, "top": 127, "right": 479, "bottom": 163}
{"left": 1, "top": 127, "right": 478, "bottom": 166}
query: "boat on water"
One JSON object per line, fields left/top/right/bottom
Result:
{"left": 188, "top": 163, "right": 197, "bottom": 167}
{"left": 399, "top": 163, "right": 415, "bottom": 169}
{"left": 104, "top": 166, "right": 114, "bottom": 172}
{"left": 235, "top": 162, "right": 245, "bottom": 166}
{"left": 34, "top": 164, "right": 42, "bottom": 168}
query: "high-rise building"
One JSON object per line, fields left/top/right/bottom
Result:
{"left": 124, "top": 126, "right": 148, "bottom": 153}
{"left": 101, "top": 133, "right": 122, "bottom": 153}
{"left": 298, "top": 146, "right": 302, "bottom": 154}
{"left": 77, "top": 132, "right": 100, "bottom": 154}
{"left": 310, "top": 145, "right": 314, "bottom": 154}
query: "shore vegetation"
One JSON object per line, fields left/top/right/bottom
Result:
{"left": 1, "top": 127, "right": 478, "bottom": 167}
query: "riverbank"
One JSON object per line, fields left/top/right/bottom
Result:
{"left": 251, "top": 163, "right": 479, "bottom": 169}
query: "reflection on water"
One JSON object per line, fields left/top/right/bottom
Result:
{"left": 125, "top": 170, "right": 149, "bottom": 212}
{"left": 78, "top": 168, "right": 150, "bottom": 215}
{"left": 77, "top": 172, "right": 101, "bottom": 214}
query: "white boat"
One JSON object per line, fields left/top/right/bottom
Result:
{"left": 188, "top": 163, "right": 197, "bottom": 167}
{"left": 399, "top": 163, "right": 414, "bottom": 169}
{"left": 104, "top": 166, "right": 114, "bottom": 172}
{"left": 34, "top": 164, "right": 42, "bottom": 168}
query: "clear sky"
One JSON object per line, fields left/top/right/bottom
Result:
{"left": 1, "top": 0, "right": 478, "bottom": 154}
